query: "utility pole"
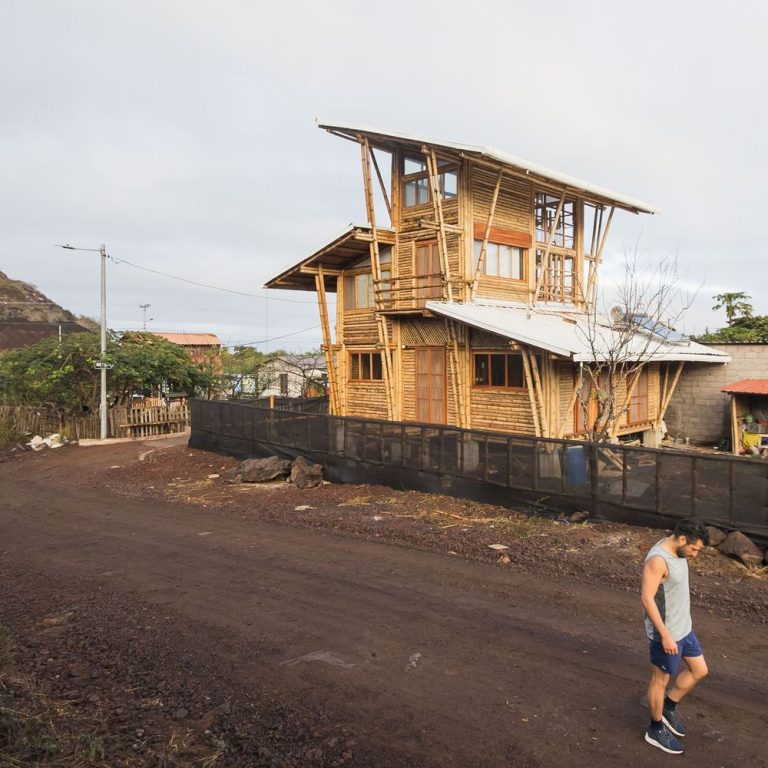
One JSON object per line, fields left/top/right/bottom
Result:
{"left": 56, "top": 243, "right": 111, "bottom": 440}
{"left": 99, "top": 244, "right": 107, "bottom": 440}
{"left": 139, "top": 303, "right": 151, "bottom": 331}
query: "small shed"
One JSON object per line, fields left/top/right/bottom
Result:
{"left": 721, "top": 379, "right": 768, "bottom": 456}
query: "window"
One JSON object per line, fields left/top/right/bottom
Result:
{"left": 349, "top": 351, "right": 383, "bottom": 381}
{"left": 279, "top": 373, "right": 289, "bottom": 396}
{"left": 473, "top": 353, "right": 525, "bottom": 388}
{"left": 628, "top": 368, "right": 649, "bottom": 423}
{"left": 402, "top": 156, "right": 458, "bottom": 208}
{"left": 473, "top": 240, "right": 525, "bottom": 280}
{"left": 343, "top": 267, "right": 391, "bottom": 310}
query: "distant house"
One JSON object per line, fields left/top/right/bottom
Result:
{"left": 150, "top": 332, "right": 223, "bottom": 366}
{"left": 261, "top": 354, "right": 327, "bottom": 398}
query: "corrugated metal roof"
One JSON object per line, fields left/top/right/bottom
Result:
{"left": 318, "top": 121, "right": 660, "bottom": 215}
{"left": 152, "top": 332, "right": 222, "bottom": 347}
{"left": 721, "top": 379, "right": 768, "bottom": 395}
{"left": 426, "top": 300, "right": 730, "bottom": 364}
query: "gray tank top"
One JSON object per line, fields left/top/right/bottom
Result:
{"left": 643, "top": 540, "right": 692, "bottom": 642}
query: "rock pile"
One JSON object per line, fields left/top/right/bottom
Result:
{"left": 224, "top": 454, "right": 324, "bottom": 490}
{"left": 707, "top": 525, "right": 767, "bottom": 568}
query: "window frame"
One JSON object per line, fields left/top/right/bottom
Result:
{"left": 473, "top": 239, "right": 527, "bottom": 282}
{"left": 472, "top": 351, "right": 526, "bottom": 391}
{"left": 348, "top": 350, "right": 384, "bottom": 382}
{"left": 343, "top": 266, "right": 391, "bottom": 311}
{"left": 401, "top": 155, "right": 458, "bottom": 209}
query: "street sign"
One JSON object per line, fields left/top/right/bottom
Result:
{"left": 93, "top": 361, "right": 114, "bottom": 370}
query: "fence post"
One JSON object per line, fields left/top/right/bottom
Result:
{"left": 691, "top": 456, "right": 697, "bottom": 517}
{"left": 728, "top": 460, "right": 736, "bottom": 526}
{"left": 532, "top": 439, "right": 539, "bottom": 490}
{"left": 589, "top": 442, "right": 599, "bottom": 515}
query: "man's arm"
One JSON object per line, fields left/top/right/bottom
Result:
{"left": 641, "top": 556, "right": 678, "bottom": 655}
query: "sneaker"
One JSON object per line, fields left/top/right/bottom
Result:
{"left": 662, "top": 707, "right": 687, "bottom": 737}
{"left": 645, "top": 725, "right": 684, "bottom": 754}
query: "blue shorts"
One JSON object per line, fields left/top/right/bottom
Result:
{"left": 649, "top": 630, "right": 703, "bottom": 675}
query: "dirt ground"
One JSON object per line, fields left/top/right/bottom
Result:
{"left": 1, "top": 436, "right": 766, "bottom": 767}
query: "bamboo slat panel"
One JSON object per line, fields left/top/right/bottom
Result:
{"left": 469, "top": 389, "right": 535, "bottom": 433}
{"left": 471, "top": 167, "right": 532, "bottom": 231}
{"left": 345, "top": 383, "right": 388, "bottom": 419}
{"left": 401, "top": 319, "right": 449, "bottom": 346}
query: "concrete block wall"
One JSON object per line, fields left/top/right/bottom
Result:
{"left": 665, "top": 345, "right": 768, "bottom": 444}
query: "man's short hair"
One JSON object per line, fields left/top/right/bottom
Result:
{"left": 674, "top": 517, "right": 710, "bottom": 546}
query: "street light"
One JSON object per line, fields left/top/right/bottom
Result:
{"left": 56, "top": 243, "right": 109, "bottom": 439}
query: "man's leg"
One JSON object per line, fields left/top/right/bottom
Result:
{"left": 667, "top": 654, "right": 708, "bottom": 703}
{"left": 648, "top": 664, "right": 670, "bottom": 721}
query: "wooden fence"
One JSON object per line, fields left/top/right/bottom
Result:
{"left": 0, "top": 403, "right": 190, "bottom": 440}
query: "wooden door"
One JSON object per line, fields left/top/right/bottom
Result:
{"left": 415, "top": 347, "right": 446, "bottom": 424}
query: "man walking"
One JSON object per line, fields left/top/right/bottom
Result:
{"left": 640, "top": 518, "right": 710, "bottom": 754}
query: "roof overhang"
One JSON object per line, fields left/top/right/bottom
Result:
{"left": 264, "top": 225, "right": 395, "bottom": 292}
{"left": 721, "top": 379, "right": 768, "bottom": 395}
{"left": 426, "top": 300, "right": 731, "bottom": 364}
{"left": 318, "top": 121, "right": 660, "bottom": 215}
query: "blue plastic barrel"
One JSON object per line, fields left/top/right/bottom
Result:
{"left": 565, "top": 445, "right": 588, "bottom": 486}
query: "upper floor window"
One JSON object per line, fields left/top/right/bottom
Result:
{"left": 343, "top": 249, "right": 392, "bottom": 310}
{"left": 402, "top": 156, "right": 458, "bottom": 208}
{"left": 473, "top": 352, "right": 525, "bottom": 389}
{"left": 349, "top": 351, "right": 383, "bottom": 381}
{"left": 473, "top": 240, "right": 526, "bottom": 280}
{"left": 415, "top": 243, "right": 442, "bottom": 304}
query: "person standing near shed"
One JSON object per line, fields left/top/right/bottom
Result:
{"left": 641, "top": 518, "right": 710, "bottom": 754}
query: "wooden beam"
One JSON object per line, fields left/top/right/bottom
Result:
{"left": 300, "top": 265, "right": 342, "bottom": 276}
{"left": 470, "top": 168, "right": 503, "bottom": 302}
{"left": 520, "top": 347, "right": 541, "bottom": 437}
{"left": 370, "top": 148, "right": 392, "bottom": 221}
{"left": 315, "top": 268, "right": 339, "bottom": 415}
{"left": 586, "top": 206, "right": 614, "bottom": 309}
{"left": 730, "top": 394, "right": 739, "bottom": 456}
{"left": 423, "top": 147, "right": 453, "bottom": 302}
{"left": 360, "top": 136, "right": 396, "bottom": 419}
{"left": 417, "top": 219, "right": 464, "bottom": 235}
{"left": 528, "top": 350, "right": 550, "bottom": 438}
{"left": 657, "top": 361, "right": 684, "bottom": 424}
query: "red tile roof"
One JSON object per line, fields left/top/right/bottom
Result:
{"left": 152, "top": 332, "right": 221, "bottom": 347}
{"left": 721, "top": 379, "right": 768, "bottom": 395}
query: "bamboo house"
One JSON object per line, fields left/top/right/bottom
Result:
{"left": 266, "top": 123, "right": 728, "bottom": 445}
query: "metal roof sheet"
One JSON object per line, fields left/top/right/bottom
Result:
{"left": 425, "top": 300, "right": 731, "bottom": 364}
{"left": 318, "top": 121, "right": 660, "bottom": 215}
{"left": 721, "top": 379, "right": 768, "bottom": 395}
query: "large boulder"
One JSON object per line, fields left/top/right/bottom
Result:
{"left": 225, "top": 456, "right": 291, "bottom": 484}
{"left": 290, "top": 455, "right": 323, "bottom": 489}
{"left": 706, "top": 526, "right": 726, "bottom": 548}
{"left": 718, "top": 531, "right": 764, "bottom": 567}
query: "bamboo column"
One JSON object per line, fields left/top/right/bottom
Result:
{"left": 360, "top": 137, "right": 396, "bottom": 419}
{"left": 586, "top": 206, "right": 615, "bottom": 309}
{"left": 532, "top": 193, "right": 565, "bottom": 303}
{"left": 520, "top": 348, "right": 542, "bottom": 437}
{"left": 314, "top": 267, "right": 339, "bottom": 415}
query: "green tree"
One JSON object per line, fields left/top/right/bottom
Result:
{"left": 695, "top": 313, "right": 768, "bottom": 343}
{"left": 712, "top": 292, "right": 753, "bottom": 326}
{"left": 0, "top": 331, "right": 216, "bottom": 413}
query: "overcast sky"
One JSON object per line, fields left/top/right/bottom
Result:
{"left": 1, "top": 0, "right": 765, "bottom": 351}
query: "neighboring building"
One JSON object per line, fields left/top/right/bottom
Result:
{"left": 261, "top": 354, "right": 327, "bottom": 398}
{"left": 266, "top": 123, "right": 727, "bottom": 445}
{"left": 150, "top": 332, "right": 222, "bottom": 366}
{"left": 665, "top": 344, "right": 768, "bottom": 444}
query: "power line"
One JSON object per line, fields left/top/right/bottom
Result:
{"left": 109, "top": 255, "right": 318, "bottom": 304}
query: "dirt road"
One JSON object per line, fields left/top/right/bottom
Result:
{"left": 1, "top": 439, "right": 766, "bottom": 767}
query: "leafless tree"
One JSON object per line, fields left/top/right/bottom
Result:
{"left": 576, "top": 252, "right": 696, "bottom": 442}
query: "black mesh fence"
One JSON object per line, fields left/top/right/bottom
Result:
{"left": 190, "top": 399, "right": 768, "bottom": 542}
